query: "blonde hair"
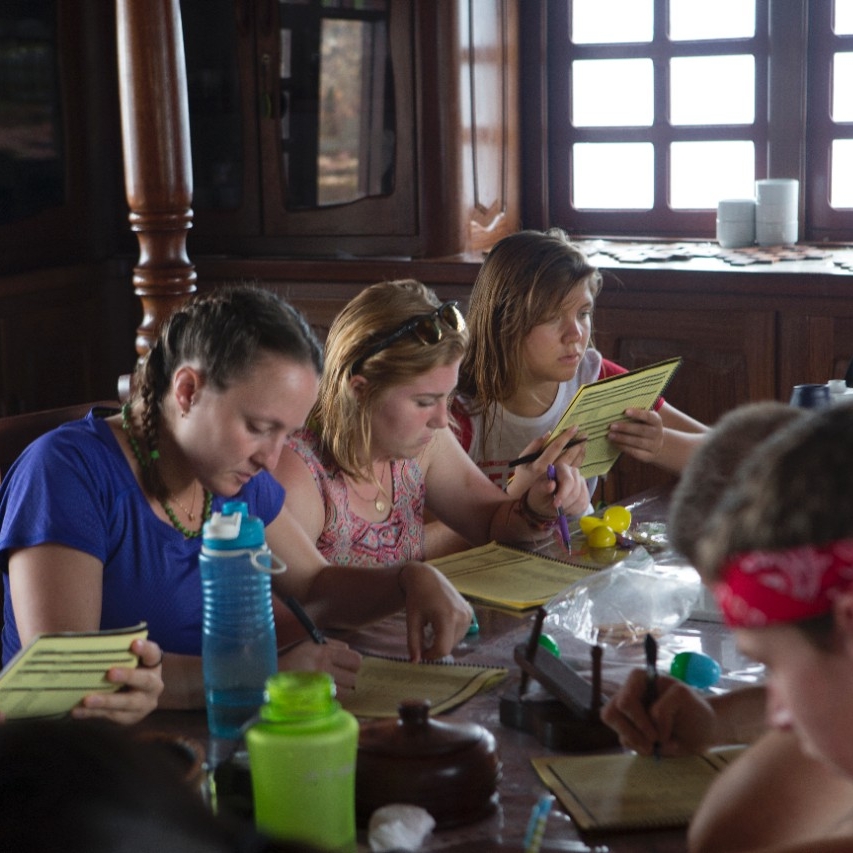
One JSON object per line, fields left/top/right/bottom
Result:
{"left": 458, "top": 229, "right": 601, "bottom": 439}
{"left": 313, "top": 279, "right": 468, "bottom": 476}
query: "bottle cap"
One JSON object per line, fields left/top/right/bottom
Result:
{"left": 202, "top": 500, "right": 264, "bottom": 549}
{"left": 261, "top": 671, "right": 337, "bottom": 722}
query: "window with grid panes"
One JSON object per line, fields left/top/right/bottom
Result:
{"left": 542, "top": 0, "right": 853, "bottom": 242}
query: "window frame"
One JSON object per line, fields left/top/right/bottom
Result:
{"left": 806, "top": 0, "right": 853, "bottom": 240}
{"left": 524, "top": 1, "right": 832, "bottom": 242}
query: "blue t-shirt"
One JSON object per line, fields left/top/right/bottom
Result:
{"left": 0, "top": 410, "right": 285, "bottom": 663}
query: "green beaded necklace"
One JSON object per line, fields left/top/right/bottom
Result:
{"left": 121, "top": 402, "right": 213, "bottom": 539}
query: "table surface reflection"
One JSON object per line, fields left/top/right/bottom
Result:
{"left": 142, "top": 489, "right": 757, "bottom": 853}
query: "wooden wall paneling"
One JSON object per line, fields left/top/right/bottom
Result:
{"left": 190, "top": 255, "right": 482, "bottom": 338}
{"left": 0, "top": 268, "right": 116, "bottom": 415}
{"left": 777, "top": 310, "right": 853, "bottom": 398}
{"left": 1, "top": 1, "right": 122, "bottom": 275}
{"left": 591, "top": 303, "right": 776, "bottom": 502}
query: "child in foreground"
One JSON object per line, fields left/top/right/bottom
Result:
{"left": 603, "top": 401, "right": 853, "bottom": 852}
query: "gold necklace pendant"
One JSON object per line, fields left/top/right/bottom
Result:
{"left": 172, "top": 487, "right": 198, "bottom": 522}
{"left": 161, "top": 490, "right": 213, "bottom": 539}
{"left": 349, "top": 461, "right": 389, "bottom": 514}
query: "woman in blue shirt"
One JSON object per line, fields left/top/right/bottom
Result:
{"left": 0, "top": 286, "right": 473, "bottom": 717}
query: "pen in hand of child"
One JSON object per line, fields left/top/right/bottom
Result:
{"left": 546, "top": 464, "right": 572, "bottom": 553}
{"left": 644, "top": 632, "right": 661, "bottom": 760}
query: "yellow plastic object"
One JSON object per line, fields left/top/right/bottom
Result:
{"left": 587, "top": 525, "right": 617, "bottom": 549}
{"left": 602, "top": 505, "right": 632, "bottom": 533}
{"left": 578, "top": 515, "right": 604, "bottom": 535}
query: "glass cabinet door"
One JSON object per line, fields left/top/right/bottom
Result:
{"left": 0, "top": 0, "right": 117, "bottom": 272}
{"left": 184, "top": 0, "right": 417, "bottom": 255}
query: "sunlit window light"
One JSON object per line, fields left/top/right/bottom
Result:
{"left": 835, "top": 0, "right": 853, "bottom": 35}
{"left": 831, "top": 140, "right": 853, "bottom": 207}
{"left": 670, "top": 56, "right": 754, "bottom": 125}
{"left": 669, "top": 0, "right": 755, "bottom": 40}
{"left": 572, "top": 143, "right": 654, "bottom": 209}
{"left": 670, "top": 141, "right": 755, "bottom": 209}
{"left": 571, "top": 0, "right": 652, "bottom": 44}
{"left": 572, "top": 59, "right": 654, "bottom": 127}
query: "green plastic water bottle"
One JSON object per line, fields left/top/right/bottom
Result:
{"left": 246, "top": 671, "right": 358, "bottom": 852}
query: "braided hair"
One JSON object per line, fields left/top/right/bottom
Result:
{"left": 129, "top": 286, "right": 322, "bottom": 500}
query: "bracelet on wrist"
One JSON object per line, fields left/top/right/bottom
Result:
{"left": 516, "top": 492, "right": 557, "bottom": 530}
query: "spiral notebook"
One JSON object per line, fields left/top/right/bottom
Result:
{"left": 532, "top": 746, "right": 746, "bottom": 832}
{"left": 0, "top": 623, "right": 148, "bottom": 719}
{"left": 339, "top": 655, "right": 507, "bottom": 718}
{"left": 432, "top": 541, "right": 598, "bottom": 610}
{"left": 545, "top": 356, "right": 682, "bottom": 478}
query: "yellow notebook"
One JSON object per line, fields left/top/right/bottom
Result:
{"left": 339, "top": 655, "right": 507, "bottom": 718}
{"left": 0, "top": 623, "right": 148, "bottom": 719}
{"left": 532, "top": 746, "right": 746, "bottom": 832}
{"left": 545, "top": 356, "right": 682, "bottom": 478}
{"left": 432, "top": 541, "right": 597, "bottom": 610}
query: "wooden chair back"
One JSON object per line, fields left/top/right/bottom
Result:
{"left": 0, "top": 401, "right": 118, "bottom": 480}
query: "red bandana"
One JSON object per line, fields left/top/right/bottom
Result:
{"left": 714, "top": 539, "right": 853, "bottom": 628}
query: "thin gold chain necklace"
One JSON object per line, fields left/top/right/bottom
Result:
{"left": 348, "top": 462, "right": 390, "bottom": 513}
{"left": 121, "top": 403, "right": 213, "bottom": 538}
{"left": 172, "top": 485, "right": 199, "bottom": 522}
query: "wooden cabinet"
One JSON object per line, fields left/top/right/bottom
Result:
{"left": 181, "top": 0, "right": 520, "bottom": 259}
{"left": 594, "top": 299, "right": 776, "bottom": 502}
{"left": 0, "top": 1, "right": 123, "bottom": 275}
{"left": 777, "top": 305, "right": 853, "bottom": 394}
{"left": 591, "top": 260, "right": 853, "bottom": 502}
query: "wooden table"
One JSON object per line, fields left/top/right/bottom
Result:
{"left": 141, "top": 489, "right": 758, "bottom": 853}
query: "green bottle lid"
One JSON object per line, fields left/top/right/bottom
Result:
{"left": 261, "top": 671, "right": 337, "bottom": 722}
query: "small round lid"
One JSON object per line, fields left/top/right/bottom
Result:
{"left": 261, "top": 671, "right": 337, "bottom": 722}
{"left": 202, "top": 500, "right": 264, "bottom": 549}
{"left": 358, "top": 699, "right": 492, "bottom": 758}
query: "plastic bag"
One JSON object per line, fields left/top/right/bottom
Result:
{"left": 545, "top": 547, "right": 702, "bottom": 648}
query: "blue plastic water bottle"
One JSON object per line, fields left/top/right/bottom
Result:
{"left": 201, "top": 501, "right": 280, "bottom": 739}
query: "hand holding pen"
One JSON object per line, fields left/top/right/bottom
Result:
{"left": 644, "top": 632, "right": 661, "bottom": 760}
{"left": 525, "top": 457, "right": 589, "bottom": 524}
{"left": 509, "top": 433, "right": 587, "bottom": 469}
{"left": 547, "top": 464, "right": 572, "bottom": 553}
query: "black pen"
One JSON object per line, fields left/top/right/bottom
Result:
{"left": 644, "top": 632, "right": 660, "bottom": 760}
{"left": 508, "top": 436, "right": 587, "bottom": 468}
{"left": 284, "top": 595, "right": 326, "bottom": 644}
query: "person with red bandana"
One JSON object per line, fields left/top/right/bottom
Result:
{"left": 603, "top": 401, "right": 853, "bottom": 853}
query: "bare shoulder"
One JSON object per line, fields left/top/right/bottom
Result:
{"left": 273, "top": 442, "right": 318, "bottom": 493}
{"left": 419, "top": 428, "right": 465, "bottom": 480}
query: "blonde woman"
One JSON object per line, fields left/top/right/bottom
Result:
{"left": 274, "top": 279, "right": 588, "bottom": 598}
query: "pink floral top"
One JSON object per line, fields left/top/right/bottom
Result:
{"left": 286, "top": 428, "right": 426, "bottom": 567}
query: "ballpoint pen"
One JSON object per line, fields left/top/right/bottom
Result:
{"left": 644, "top": 632, "right": 661, "bottom": 760}
{"left": 546, "top": 464, "right": 572, "bottom": 553}
{"left": 508, "top": 436, "right": 587, "bottom": 469}
{"left": 284, "top": 595, "right": 327, "bottom": 644}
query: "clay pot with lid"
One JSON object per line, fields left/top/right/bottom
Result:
{"left": 355, "top": 699, "right": 501, "bottom": 829}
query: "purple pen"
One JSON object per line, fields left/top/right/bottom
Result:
{"left": 546, "top": 464, "right": 572, "bottom": 553}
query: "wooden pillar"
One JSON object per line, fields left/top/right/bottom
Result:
{"left": 115, "top": 0, "right": 196, "bottom": 362}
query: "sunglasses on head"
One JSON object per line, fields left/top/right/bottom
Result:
{"left": 350, "top": 301, "right": 466, "bottom": 376}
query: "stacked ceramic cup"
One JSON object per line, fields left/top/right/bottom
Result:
{"left": 755, "top": 179, "right": 799, "bottom": 246}
{"left": 716, "top": 199, "right": 756, "bottom": 248}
